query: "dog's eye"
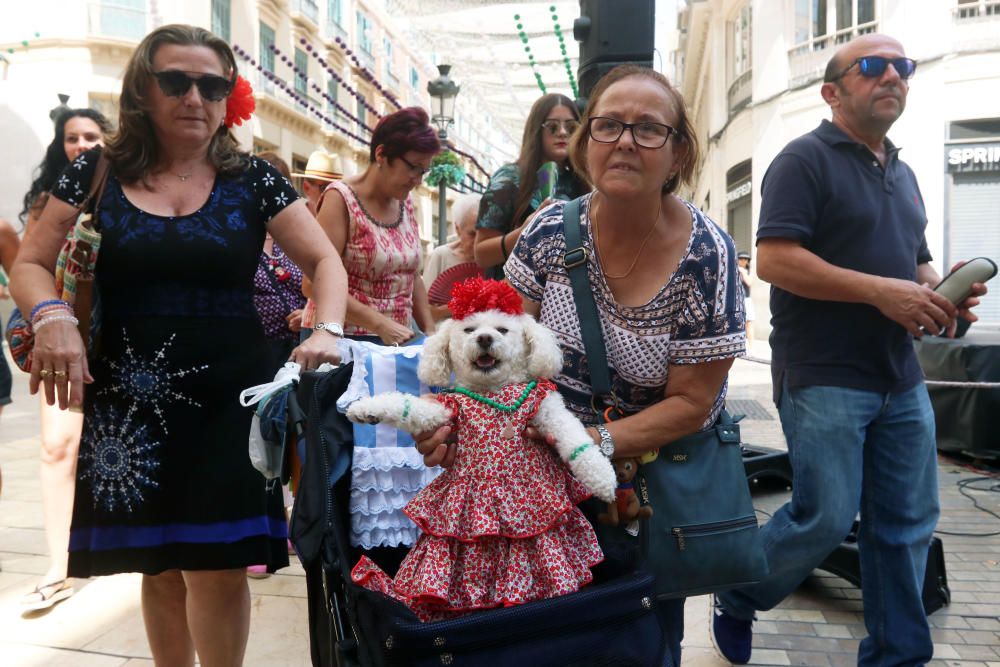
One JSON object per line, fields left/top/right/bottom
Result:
{"left": 463, "top": 327, "right": 474, "bottom": 334}
{"left": 496, "top": 327, "right": 508, "bottom": 335}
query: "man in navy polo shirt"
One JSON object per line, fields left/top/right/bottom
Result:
{"left": 711, "top": 34, "right": 988, "bottom": 666}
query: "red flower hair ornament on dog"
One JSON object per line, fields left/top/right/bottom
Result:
{"left": 346, "top": 276, "right": 616, "bottom": 621}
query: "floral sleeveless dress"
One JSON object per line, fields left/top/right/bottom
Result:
{"left": 52, "top": 151, "right": 297, "bottom": 576}
{"left": 323, "top": 180, "right": 421, "bottom": 337}
{"left": 351, "top": 380, "right": 603, "bottom": 622}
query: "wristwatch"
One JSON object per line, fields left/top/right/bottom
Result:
{"left": 596, "top": 424, "right": 615, "bottom": 459}
{"left": 314, "top": 321, "right": 345, "bottom": 337}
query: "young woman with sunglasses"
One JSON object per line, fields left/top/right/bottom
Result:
{"left": 11, "top": 24, "right": 347, "bottom": 665}
{"left": 474, "top": 93, "right": 589, "bottom": 279}
{"left": 314, "top": 107, "right": 439, "bottom": 345}
{"left": 14, "top": 107, "right": 110, "bottom": 613}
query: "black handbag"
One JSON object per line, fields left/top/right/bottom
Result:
{"left": 561, "top": 197, "right": 769, "bottom": 599}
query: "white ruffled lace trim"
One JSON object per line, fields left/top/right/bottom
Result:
{"left": 350, "top": 526, "right": 422, "bottom": 550}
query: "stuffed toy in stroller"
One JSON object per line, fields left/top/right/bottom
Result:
{"left": 346, "top": 277, "right": 616, "bottom": 621}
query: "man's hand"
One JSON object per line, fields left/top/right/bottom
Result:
{"left": 873, "top": 277, "right": 956, "bottom": 338}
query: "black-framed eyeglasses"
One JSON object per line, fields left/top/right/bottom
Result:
{"left": 152, "top": 69, "right": 236, "bottom": 102}
{"left": 830, "top": 56, "right": 917, "bottom": 82}
{"left": 587, "top": 117, "right": 676, "bottom": 149}
{"left": 540, "top": 119, "right": 580, "bottom": 136}
{"left": 398, "top": 155, "right": 431, "bottom": 177}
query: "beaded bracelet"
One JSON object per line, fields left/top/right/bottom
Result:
{"left": 32, "top": 314, "right": 79, "bottom": 332}
{"left": 569, "top": 443, "right": 591, "bottom": 461}
{"left": 31, "top": 303, "right": 73, "bottom": 327}
{"left": 30, "top": 299, "right": 70, "bottom": 321}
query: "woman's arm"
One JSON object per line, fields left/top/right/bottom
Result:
{"left": 10, "top": 197, "right": 92, "bottom": 409}
{"left": 475, "top": 227, "right": 526, "bottom": 269}
{"left": 268, "top": 199, "right": 347, "bottom": 369}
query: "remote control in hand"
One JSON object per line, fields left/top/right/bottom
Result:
{"left": 933, "top": 257, "right": 997, "bottom": 306}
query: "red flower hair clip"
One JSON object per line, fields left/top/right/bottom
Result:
{"left": 225, "top": 75, "right": 255, "bottom": 128}
{"left": 448, "top": 277, "right": 524, "bottom": 320}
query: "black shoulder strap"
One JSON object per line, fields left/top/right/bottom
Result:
{"left": 562, "top": 197, "right": 613, "bottom": 402}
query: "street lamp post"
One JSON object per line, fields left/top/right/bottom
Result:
{"left": 426, "top": 64, "right": 460, "bottom": 246}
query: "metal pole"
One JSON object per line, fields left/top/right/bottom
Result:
{"left": 437, "top": 129, "right": 448, "bottom": 246}
{"left": 437, "top": 179, "right": 448, "bottom": 246}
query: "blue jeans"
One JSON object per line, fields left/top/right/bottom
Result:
{"left": 717, "top": 381, "right": 939, "bottom": 667}
{"left": 655, "top": 597, "right": 685, "bottom": 667}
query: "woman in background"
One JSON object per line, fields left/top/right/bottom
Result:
{"left": 16, "top": 107, "right": 110, "bottom": 612}
{"left": 314, "top": 107, "right": 439, "bottom": 344}
{"left": 474, "top": 93, "right": 588, "bottom": 278}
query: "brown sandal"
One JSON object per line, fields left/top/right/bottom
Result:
{"left": 20, "top": 579, "right": 74, "bottom": 612}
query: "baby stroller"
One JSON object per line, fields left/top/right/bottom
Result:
{"left": 287, "top": 364, "right": 667, "bottom": 667}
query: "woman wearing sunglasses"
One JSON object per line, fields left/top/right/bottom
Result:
{"left": 474, "top": 93, "right": 589, "bottom": 279}
{"left": 14, "top": 107, "right": 110, "bottom": 613}
{"left": 314, "top": 107, "right": 439, "bottom": 345}
{"left": 11, "top": 24, "right": 347, "bottom": 666}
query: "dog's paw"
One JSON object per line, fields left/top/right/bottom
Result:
{"left": 570, "top": 447, "right": 617, "bottom": 504}
{"left": 346, "top": 399, "right": 384, "bottom": 425}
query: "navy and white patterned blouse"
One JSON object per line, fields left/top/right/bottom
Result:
{"left": 505, "top": 193, "right": 746, "bottom": 429}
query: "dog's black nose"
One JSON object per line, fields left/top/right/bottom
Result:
{"left": 477, "top": 333, "right": 493, "bottom": 349}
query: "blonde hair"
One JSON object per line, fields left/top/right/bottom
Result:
{"left": 569, "top": 65, "right": 699, "bottom": 196}
{"left": 105, "top": 24, "right": 247, "bottom": 184}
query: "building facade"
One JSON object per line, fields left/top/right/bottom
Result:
{"left": 675, "top": 0, "right": 1000, "bottom": 335}
{"left": 0, "top": 0, "right": 507, "bottom": 249}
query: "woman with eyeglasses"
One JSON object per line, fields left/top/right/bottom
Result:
{"left": 11, "top": 25, "right": 347, "bottom": 664}
{"left": 504, "top": 65, "right": 746, "bottom": 666}
{"left": 314, "top": 107, "right": 439, "bottom": 344}
{"left": 474, "top": 93, "right": 589, "bottom": 279}
{"left": 13, "top": 107, "right": 110, "bottom": 613}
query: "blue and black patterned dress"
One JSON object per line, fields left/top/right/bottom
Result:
{"left": 52, "top": 150, "right": 299, "bottom": 576}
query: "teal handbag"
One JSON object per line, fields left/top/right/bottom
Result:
{"left": 561, "top": 197, "right": 769, "bottom": 599}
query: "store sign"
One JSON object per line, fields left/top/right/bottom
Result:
{"left": 946, "top": 142, "right": 1000, "bottom": 173}
{"left": 726, "top": 180, "right": 751, "bottom": 202}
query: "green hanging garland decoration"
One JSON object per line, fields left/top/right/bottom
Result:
{"left": 550, "top": 7, "right": 579, "bottom": 99}
{"left": 514, "top": 13, "right": 547, "bottom": 94}
{"left": 425, "top": 150, "right": 466, "bottom": 188}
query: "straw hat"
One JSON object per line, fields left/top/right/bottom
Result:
{"left": 291, "top": 150, "right": 343, "bottom": 182}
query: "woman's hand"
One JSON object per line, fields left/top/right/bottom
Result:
{"left": 376, "top": 317, "right": 416, "bottom": 346}
{"left": 290, "top": 331, "right": 342, "bottom": 371}
{"left": 286, "top": 308, "right": 303, "bottom": 333}
{"left": 30, "top": 319, "right": 92, "bottom": 411}
{"left": 414, "top": 424, "right": 457, "bottom": 468}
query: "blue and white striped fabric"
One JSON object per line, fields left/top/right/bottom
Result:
{"left": 337, "top": 339, "right": 442, "bottom": 549}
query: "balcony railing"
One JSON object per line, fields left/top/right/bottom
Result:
{"left": 788, "top": 20, "right": 877, "bottom": 87}
{"left": 357, "top": 48, "right": 375, "bottom": 71}
{"left": 955, "top": 0, "right": 1000, "bottom": 19}
{"left": 87, "top": 2, "right": 147, "bottom": 42}
{"left": 324, "top": 19, "right": 348, "bottom": 44}
{"left": 727, "top": 69, "right": 752, "bottom": 115}
{"left": 291, "top": 0, "right": 319, "bottom": 24}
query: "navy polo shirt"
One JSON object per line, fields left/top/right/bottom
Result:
{"left": 757, "top": 119, "right": 933, "bottom": 398}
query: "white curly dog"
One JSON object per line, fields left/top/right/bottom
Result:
{"left": 346, "top": 309, "right": 617, "bottom": 503}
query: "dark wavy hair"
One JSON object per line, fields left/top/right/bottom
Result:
{"left": 105, "top": 24, "right": 247, "bottom": 184}
{"left": 20, "top": 108, "right": 111, "bottom": 224}
{"left": 512, "top": 93, "right": 580, "bottom": 226}
{"left": 369, "top": 107, "right": 440, "bottom": 163}
{"left": 569, "top": 65, "right": 700, "bottom": 196}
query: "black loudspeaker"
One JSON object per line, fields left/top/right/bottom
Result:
{"left": 573, "top": 0, "right": 655, "bottom": 102}
{"left": 817, "top": 520, "right": 951, "bottom": 615}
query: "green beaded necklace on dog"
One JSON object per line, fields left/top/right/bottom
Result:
{"left": 442, "top": 379, "right": 539, "bottom": 412}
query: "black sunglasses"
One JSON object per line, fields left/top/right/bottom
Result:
{"left": 831, "top": 56, "right": 917, "bottom": 82}
{"left": 152, "top": 69, "right": 236, "bottom": 102}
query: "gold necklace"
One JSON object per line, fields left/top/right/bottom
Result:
{"left": 591, "top": 195, "right": 663, "bottom": 280}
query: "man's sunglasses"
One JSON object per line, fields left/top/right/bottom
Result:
{"left": 152, "top": 70, "right": 236, "bottom": 102}
{"left": 831, "top": 56, "right": 917, "bottom": 82}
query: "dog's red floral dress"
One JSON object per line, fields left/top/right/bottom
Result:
{"left": 351, "top": 378, "right": 604, "bottom": 622}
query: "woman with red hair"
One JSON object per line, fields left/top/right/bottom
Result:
{"left": 315, "top": 107, "right": 440, "bottom": 343}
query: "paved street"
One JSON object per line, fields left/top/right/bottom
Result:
{"left": 1, "top": 343, "right": 998, "bottom": 666}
